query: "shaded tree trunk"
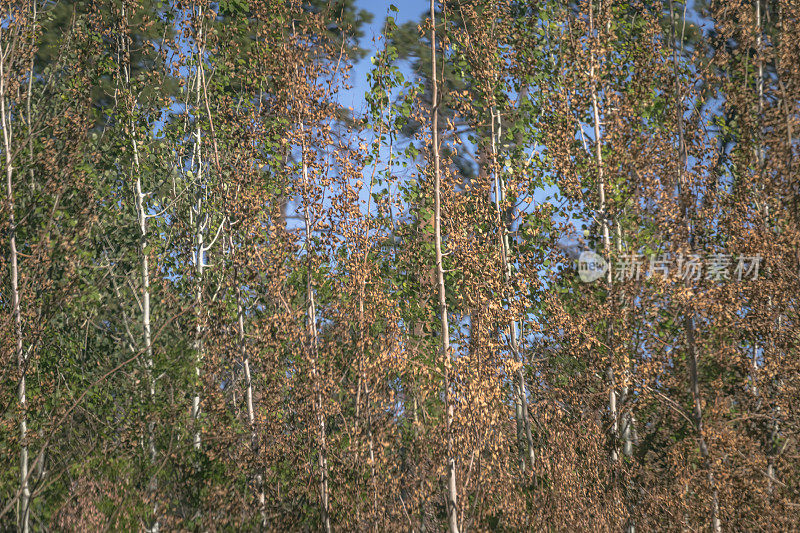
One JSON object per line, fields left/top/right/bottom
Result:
{"left": 1, "top": 25, "right": 30, "bottom": 533}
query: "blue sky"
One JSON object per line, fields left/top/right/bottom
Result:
{"left": 343, "top": 0, "right": 566, "bottom": 240}
{"left": 343, "top": 0, "right": 427, "bottom": 113}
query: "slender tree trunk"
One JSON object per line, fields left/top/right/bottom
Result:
{"left": 300, "top": 133, "right": 331, "bottom": 533}
{"left": 669, "top": 2, "right": 721, "bottom": 530}
{"left": 132, "top": 112, "right": 156, "bottom": 466}
{"left": 755, "top": 0, "right": 766, "bottom": 171}
{"left": 134, "top": 136, "right": 156, "bottom": 459}
{"left": 230, "top": 225, "right": 265, "bottom": 524}
{"left": 355, "top": 86, "right": 384, "bottom": 526}
{"left": 356, "top": 277, "right": 379, "bottom": 524}
{"left": 685, "top": 316, "right": 721, "bottom": 532}
{"left": 134, "top": 128, "right": 159, "bottom": 533}
{"left": 754, "top": 0, "right": 782, "bottom": 500}
{"left": 188, "top": 9, "right": 225, "bottom": 453}
{"left": 766, "top": 405, "right": 779, "bottom": 496}
{"left": 191, "top": 160, "right": 205, "bottom": 452}
{"left": 191, "top": 18, "right": 206, "bottom": 450}
{"left": 238, "top": 281, "right": 254, "bottom": 432}
{"left": 25, "top": 0, "right": 48, "bottom": 492}
{"left": 1, "top": 25, "right": 30, "bottom": 533}
{"left": 588, "top": 3, "right": 619, "bottom": 464}
{"left": 769, "top": 3, "right": 793, "bottom": 498}
{"left": 616, "top": 221, "right": 634, "bottom": 462}
{"left": 429, "top": 3, "right": 459, "bottom": 531}
{"left": 120, "top": 9, "right": 158, "bottom": 526}
{"left": 490, "top": 108, "right": 535, "bottom": 472}
{"left": 588, "top": 7, "right": 639, "bottom": 530}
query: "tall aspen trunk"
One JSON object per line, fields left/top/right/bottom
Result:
{"left": 756, "top": 0, "right": 764, "bottom": 168}
{"left": 300, "top": 133, "right": 331, "bottom": 533}
{"left": 355, "top": 86, "right": 383, "bottom": 525}
{"left": 134, "top": 127, "right": 159, "bottom": 533}
{"left": 588, "top": 6, "right": 637, "bottom": 531}
{"left": 768, "top": 3, "right": 793, "bottom": 499}
{"left": 237, "top": 278, "right": 254, "bottom": 433}
{"left": 616, "top": 221, "right": 634, "bottom": 462}
{"left": 26, "top": 1, "right": 47, "bottom": 492}
{"left": 754, "top": 0, "right": 781, "bottom": 499}
{"left": 1, "top": 25, "right": 29, "bottom": 533}
{"left": 25, "top": 0, "right": 48, "bottom": 492}
{"left": 588, "top": 3, "right": 619, "bottom": 464}
{"left": 490, "top": 109, "right": 535, "bottom": 472}
{"left": 132, "top": 106, "right": 156, "bottom": 467}
{"left": 230, "top": 227, "right": 266, "bottom": 523}
{"left": 356, "top": 298, "right": 379, "bottom": 522}
{"left": 190, "top": 16, "right": 206, "bottom": 450}
{"left": 356, "top": 259, "right": 378, "bottom": 522}
{"left": 669, "top": 2, "right": 721, "bottom": 530}
{"left": 120, "top": 8, "right": 158, "bottom": 527}
{"left": 755, "top": 2, "right": 769, "bottom": 495}
{"left": 685, "top": 316, "right": 721, "bottom": 532}
{"left": 191, "top": 149, "right": 205, "bottom": 452}
{"left": 429, "top": 3, "right": 459, "bottom": 531}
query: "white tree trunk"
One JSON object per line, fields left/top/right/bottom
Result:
{"left": 132, "top": 129, "right": 156, "bottom": 464}
{"left": 429, "top": 3, "right": 459, "bottom": 531}
{"left": 300, "top": 133, "right": 331, "bottom": 533}
{"left": 191, "top": 18, "right": 206, "bottom": 450}
{"left": 490, "top": 109, "right": 535, "bottom": 472}
{"left": 1, "top": 27, "right": 30, "bottom": 533}
{"left": 230, "top": 226, "right": 266, "bottom": 523}
{"left": 120, "top": 8, "right": 158, "bottom": 526}
{"left": 588, "top": 3, "right": 619, "bottom": 464}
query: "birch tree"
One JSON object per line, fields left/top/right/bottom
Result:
{"left": 0, "top": 10, "right": 31, "bottom": 531}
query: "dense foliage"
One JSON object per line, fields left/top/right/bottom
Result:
{"left": 1, "top": 0, "right": 798, "bottom": 530}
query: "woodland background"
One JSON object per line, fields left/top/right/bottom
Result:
{"left": 1, "top": 0, "right": 799, "bottom": 531}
